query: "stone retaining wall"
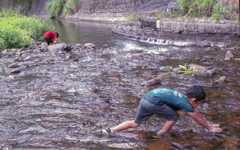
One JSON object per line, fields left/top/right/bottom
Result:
{"left": 140, "top": 18, "right": 240, "bottom": 37}
{"left": 63, "top": 0, "right": 173, "bottom": 22}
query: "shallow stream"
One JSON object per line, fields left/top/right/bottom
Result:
{"left": 0, "top": 19, "right": 239, "bottom": 149}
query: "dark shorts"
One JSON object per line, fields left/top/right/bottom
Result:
{"left": 134, "top": 98, "right": 179, "bottom": 124}
{"left": 43, "top": 36, "right": 54, "bottom": 45}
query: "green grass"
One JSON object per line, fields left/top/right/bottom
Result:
{"left": 156, "top": 0, "right": 239, "bottom": 21}
{"left": 0, "top": 9, "right": 54, "bottom": 51}
{"left": 123, "top": 10, "right": 139, "bottom": 22}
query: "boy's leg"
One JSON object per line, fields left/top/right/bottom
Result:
{"left": 150, "top": 103, "right": 179, "bottom": 137}
{"left": 156, "top": 120, "right": 177, "bottom": 136}
{"left": 111, "top": 120, "right": 140, "bottom": 132}
{"left": 102, "top": 98, "right": 152, "bottom": 135}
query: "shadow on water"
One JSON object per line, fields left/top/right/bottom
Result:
{"left": 0, "top": 19, "right": 240, "bottom": 149}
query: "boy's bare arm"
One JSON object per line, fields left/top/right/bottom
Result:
{"left": 55, "top": 38, "right": 59, "bottom": 43}
{"left": 188, "top": 109, "right": 222, "bottom": 132}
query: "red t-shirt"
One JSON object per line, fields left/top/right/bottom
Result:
{"left": 43, "top": 31, "right": 57, "bottom": 39}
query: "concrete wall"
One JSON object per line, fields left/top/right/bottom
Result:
{"left": 27, "top": 0, "right": 51, "bottom": 17}
{"left": 140, "top": 18, "right": 240, "bottom": 37}
{"left": 63, "top": 0, "right": 173, "bottom": 22}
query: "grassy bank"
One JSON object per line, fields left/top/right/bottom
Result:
{"left": 156, "top": 0, "right": 239, "bottom": 21}
{"left": 0, "top": 9, "right": 53, "bottom": 51}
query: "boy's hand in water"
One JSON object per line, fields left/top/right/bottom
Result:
{"left": 209, "top": 124, "right": 222, "bottom": 132}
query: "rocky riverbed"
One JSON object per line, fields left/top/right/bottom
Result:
{"left": 0, "top": 38, "right": 240, "bottom": 149}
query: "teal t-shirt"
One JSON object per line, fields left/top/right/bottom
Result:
{"left": 143, "top": 88, "right": 193, "bottom": 112}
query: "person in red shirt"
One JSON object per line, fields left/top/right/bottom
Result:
{"left": 43, "top": 31, "right": 59, "bottom": 47}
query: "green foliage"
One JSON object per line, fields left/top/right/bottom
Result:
{"left": 0, "top": 38, "right": 6, "bottom": 51}
{"left": 177, "top": 63, "right": 196, "bottom": 74}
{"left": 123, "top": 10, "right": 139, "bottom": 22}
{"left": 46, "top": 0, "right": 65, "bottom": 18}
{"left": 0, "top": 9, "right": 21, "bottom": 17}
{"left": 64, "top": 0, "right": 79, "bottom": 14}
{"left": 211, "top": 0, "right": 230, "bottom": 20}
{"left": 176, "top": 0, "right": 215, "bottom": 17}
{"left": 165, "top": 66, "right": 171, "bottom": 73}
{"left": 156, "top": 11, "right": 166, "bottom": 19}
{"left": 0, "top": 9, "right": 53, "bottom": 50}
{"left": 211, "top": 13, "right": 223, "bottom": 20}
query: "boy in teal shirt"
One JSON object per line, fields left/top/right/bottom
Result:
{"left": 102, "top": 85, "right": 222, "bottom": 138}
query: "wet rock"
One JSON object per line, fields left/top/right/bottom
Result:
{"left": 200, "top": 55, "right": 214, "bottom": 62}
{"left": 76, "top": 44, "right": 83, "bottom": 49}
{"left": 172, "top": 67, "right": 181, "bottom": 74}
{"left": 24, "top": 55, "right": 33, "bottom": 61}
{"left": 209, "top": 92, "right": 221, "bottom": 98}
{"left": 10, "top": 69, "right": 21, "bottom": 74}
{"left": 214, "top": 76, "right": 226, "bottom": 83}
{"left": 188, "top": 136, "right": 214, "bottom": 149}
{"left": 171, "top": 137, "right": 190, "bottom": 149}
{"left": 201, "top": 40, "right": 211, "bottom": 47}
{"left": 224, "top": 51, "right": 234, "bottom": 60}
{"left": 65, "top": 53, "right": 71, "bottom": 60}
{"left": 2, "top": 50, "right": 8, "bottom": 57}
{"left": 132, "top": 130, "right": 154, "bottom": 139}
{"left": 107, "top": 76, "right": 120, "bottom": 82}
{"left": 140, "top": 73, "right": 169, "bottom": 87}
{"left": 220, "top": 135, "right": 240, "bottom": 149}
{"left": 28, "top": 44, "right": 36, "bottom": 49}
{"left": 149, "top": 139, "right": 171, "bottom": 150}
{"left": 6, "top": 75, "right": 16, "bottom": 80}
{"left": 108, "top": 143, "right": 137, "bottom": 149}
{"left": 40, "top": 42, "right": 48, "bottom": 50}
{"left": 207, "top": 69, "right": 216, "bottom": 77}
{"left": 8, "top": 63, "right": 20, "bottom": 68}
{"left": 5, "top": 139, "right": 18, "bottom": 145}
{"left": 94, "top": 106, "right": 111, "bottom": 114}
{"left": 84, "top": 43, "right": 96, "bottom": 49}
{"left": 2, "top": 146, "right": 12, "bottom": 150}
{"left": 189, "top": 64, "right": 208, "bottom": 78}
{"left": 48, "top": 43, "right": 69, "bottom": 54}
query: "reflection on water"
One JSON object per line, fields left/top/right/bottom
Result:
{"left": 48, "top": 19, "right": 152, "bottom": 49}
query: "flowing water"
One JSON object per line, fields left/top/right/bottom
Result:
{"left": 0, "top": 19, "right": 240, "bottom": 149}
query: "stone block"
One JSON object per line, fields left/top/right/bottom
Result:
{"left": 174, "top": 22, "right": 184, "bottom": 33}
{"left": 197, "top": 23, "right": 206, "bottom": 33}
{"left": 235, "top": 25, "right": 240, "bottom": 36}
{"left": 163, "top": 21, "right": 171, "bottom": 31}
{"left": 215, "top": 24, "right": 222, "bottom": 34}
{"left": 187, "top": 23, "right": 195, "bottom": 32}
{"left": 170, "top": 21, "right": 176, "bottom": 32}
{"left": 156, "top": 20, "right": 161, "bottom": 29}
{"left": 206, "top": 24, "right": 215, "bottom": 34}
{"left": 221, "top": 24, "right": 232, "bottom": 35}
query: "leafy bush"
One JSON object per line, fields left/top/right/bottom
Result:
{"left": 64, "top": 0, "right": 79, "bottom": 15}
{"left": 123, "top": 10, "right": 139, "bottom": 22}
{"left": 211, "top": 0, "right": 230, "bottom": 20}
{"left": 0, "top": 9, "right": 53, "bottom": 50}
{"left": 211, "top": 13, "right": 223, "bottom": 20}
{"left": 0, "top": 38, "right": 6, "bottom": 51}
{"left": 176, "top": 0, "right": 215, "bottom": 17}
{"left": 46, "top": 0, "right": 65, "bottom": 18}
{"left": 156, "top": 11, "right": 166, "bottom": 19}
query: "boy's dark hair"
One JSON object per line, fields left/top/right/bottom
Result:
{"left": 55, "top": 32, "right": 59, "bottom": 38}
{"left": 186, "top": 85, "right": 206, "bottom": 102}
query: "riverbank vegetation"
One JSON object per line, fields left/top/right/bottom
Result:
{"left": 46, "top": 0, "right": 80, "bottom": 18}
{"left": 157, "top": 0, "right": 239, "bottom": 21}
{"left": 123, "top": 10, "right": 139, "bottom": 22}
{"left": 0, "top": 9, "right": 53, "bottom": 51}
